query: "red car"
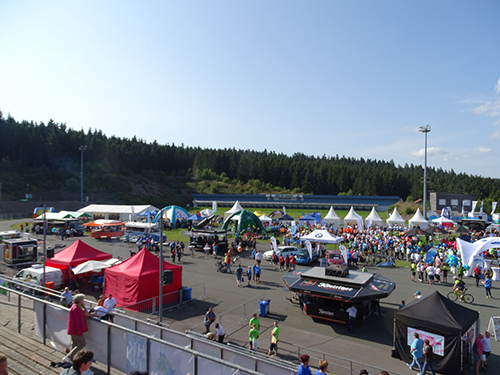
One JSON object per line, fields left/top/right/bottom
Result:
{"left": 326, "top": 251, "right": 345, "bottom": 266}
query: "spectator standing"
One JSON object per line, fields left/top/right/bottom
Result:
{"left": 296, "top": 354, "right": 311, "bottom": 375}
{"left": 235, "top": 264, "right": 243, "bottom": 287}
{"left": 104, "top": 294, "right": 117, "bottom": 323}
{"left": 64, "top": 294, "right": 96, "bottom": 362}
{"left": 248, "top": 323, "right": 259, "bottom": 350}
{"left": 254, "top": 264, "right": 261, "bottom": 284}
{"left": 346, "top": 304, "right": 357, "bottom": 333}
{"left": 249, "top": 313, "right": 260, "bottom": 331}
{"left": 473, "top": 265, "right": 482, "bottom": 287}
{"left": 407, "top": 332, "right": 424, "bottom": 373}
{"left": 246, "top": 266, "right": 252, "bottom": 285}
{"left": 482, "top": 274, "right": 493, "bottom": 298}
{"left": 482, "top": 331, "right": 491, "bottom": 368}
{"left": 420, "top": 339, "right": 436, "bottom": 375}
{"left": 267, "top": 321, "right": 280, "bottom": 356}
{"left": 473, "top": 334, "right": 484, "bottom": 375}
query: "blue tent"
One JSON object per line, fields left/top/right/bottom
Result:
{"left": 153, "top": 205, "right": 190, "bottom": 228}
{"left": 187, "top": 214, "right": 203, "bottom": 221}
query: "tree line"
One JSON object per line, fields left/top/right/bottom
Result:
{"left": 1, "top": 110, "right": 499, "bottom": 210}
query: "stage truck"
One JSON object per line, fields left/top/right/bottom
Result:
{"left": 284, "top": 265, "right": 395, "bottom": 324}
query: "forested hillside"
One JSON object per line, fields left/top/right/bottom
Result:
{"left": 1, "top": 110, "right": 499, "bottom": 209}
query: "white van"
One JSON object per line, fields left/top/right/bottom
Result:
{"left": 13, "top": 265, "right": 64, "bottom": 289}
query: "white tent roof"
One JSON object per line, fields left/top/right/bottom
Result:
{"left": 300, "top": 229, "right": 344, "bottom": 244}
{"left": 408, "top": 208, "right": 429, "bottom": 228}
{"left": 259, "top": 214, "right": 273, "bottom": 223}
{"left": 365, "top": 207, "right": 383, "bottom": 226}
{"left": 431, "top": 216, "right": 456, "bottom": 224}
{"left": 78, "top": 204, "right": 158, "bottom": 215}
{"left": 386, "top": 208, "right": 405, "bottom": 225}
{"left": 323, "top": 206, "right": 340, "bottom": 222}
{"left": 224, "top": 201, "right": 244, "bottom": 218}
{"left": 344, "top": 206, "right": 362, "bottom": 224}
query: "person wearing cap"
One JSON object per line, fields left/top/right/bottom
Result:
{"left": 64, "top": 294, "right": 96, "bottom": 362}
{"left": 297, "top": 354, "right": 311, "bottom": 375}
{"left": 414, "top": 291, "right": 422, "bottom": 299}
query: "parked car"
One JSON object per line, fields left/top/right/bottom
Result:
{"left": 295, "top": 248, "right": 319, "bottom": 265}
{"left": 263, "top": 246, "right": 300, "bottom": 261}
{"left": 326, "top": 251, "right": 345, "bottom": 266}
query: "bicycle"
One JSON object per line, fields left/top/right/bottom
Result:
{"left": 447, "top": 288, "right": 474, "bottom": 303}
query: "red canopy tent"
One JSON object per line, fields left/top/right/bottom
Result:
{"left": 45, "top": 240, "right": 112, "bottom": 285}
{"left": 104, "top": 248, "right": 182, "bottom": 311}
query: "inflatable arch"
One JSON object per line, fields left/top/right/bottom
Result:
{"left": 457, "top": 237, "right": 500, "bottom": 276}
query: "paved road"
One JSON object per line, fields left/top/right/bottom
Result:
{"left": 1, "top": 219, "right": 498, "bottom": 374}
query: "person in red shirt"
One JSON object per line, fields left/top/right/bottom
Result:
{"left": 64, "top": 294, "right": 96, "bottom": 362}
{"left": 473, "top": 265, "right": 482, "bottom": 287}
{"left": 291, "top": 255, "right": 297, "bottom": 271}
{"left": 474, "top": 334, "right": 484, "bottom": 375}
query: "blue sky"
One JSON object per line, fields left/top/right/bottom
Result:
{"left": 1, "top": 1, "right": 500, "bottom": 178}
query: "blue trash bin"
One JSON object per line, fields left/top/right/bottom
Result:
{"left": 259, "top": 299, "right": 270, "bottom": 317}
{"left": 183, "top": 287, "right": 192, "bottom": 301}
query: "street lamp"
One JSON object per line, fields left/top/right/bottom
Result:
{"left": 418, "top": 125, "right": 431, "bottom": 219}
{"left": 79, "top": 145, "right": 87, "bottom": 204}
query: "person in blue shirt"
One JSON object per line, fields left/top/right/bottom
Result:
{"left": 482, "top": 274, "right": 493, "bottom": 298}
{"left": 297, "top": 354, "right": 311, "bottom": 375}
{"left": 408, "top": 332, "right": 424, "bottom": 373}
{"left": 254, "top": 264, "right": 261, "bottom": 284}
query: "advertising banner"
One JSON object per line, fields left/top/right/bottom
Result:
{"left": 407, "top": 327, "right": 445, "bottom": 356}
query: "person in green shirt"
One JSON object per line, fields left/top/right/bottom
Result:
{"left": 249, "top": 323, "right": 259, "bottom": 350}
{"left": 249, "top": 313, "right": 259, "bottom": 330}
{"left": 267, "top": 321, "right": 280, "bottom": 356}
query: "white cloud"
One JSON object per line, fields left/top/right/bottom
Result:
{"left": 473, "top": 100, "right": 500, "bottom": 117}
{"left": 411, "top": 147, "right": 444, "bottom": 158}
{"left": 490, "top": 131, "right": 500, "bottom": 140}
{"left": 477, "top": 147, "right": 492, "bottom": 154}
{"left": 496, "top": 77, "right": 500, "bottom": 95}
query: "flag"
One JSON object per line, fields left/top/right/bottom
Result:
{"left": 305, "top": 240, "right": 313, "bottom": 261}
{"left": 291, "top": 221, "right": 296, "bottom": 235}
{"left": 212, "top": 201, "right": 217, "bottom": 214}
{"left": 283, "top": 206, "right": 287, "bottom": 215}
{"left": 480, "top": 201, "right": 484, "bottom": 214}
{"left": 492, "top": 202, "right": 498, "bottom": 215}
{"left": 471, "top": 201, "right": 478, "bottom": 214}
{"left": 271, "top": 236, "right": 278, "bottom": 253}
{"left": 461, "top": 201, "right": 465, "bottom": 216}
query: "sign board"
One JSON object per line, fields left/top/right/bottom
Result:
{"left": 487, "top": 317, "right": 500, "bottom": 341}
{"left": 407, "top": 327, "right": 445, "bottom": 356}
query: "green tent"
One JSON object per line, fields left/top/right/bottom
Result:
{"left": 222, "top": 210, "right": 265, "bottom": 233}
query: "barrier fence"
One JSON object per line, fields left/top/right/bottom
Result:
{"left": 0, "top": 276, "right": 406, "bottom": 375}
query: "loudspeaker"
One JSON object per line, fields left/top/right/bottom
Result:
{"left": 163, "top": 270, "right": 173, "bottom": 285}
{"left": 325, "top": 264, "right": 349, "bottom": 277}
{"left": 47, "top": 249, "right": 54, "bottom": 258}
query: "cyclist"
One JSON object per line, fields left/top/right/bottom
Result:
{"left": 452, "top": 276, "right": 466, "bottom": 298}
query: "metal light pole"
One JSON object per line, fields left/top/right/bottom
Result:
{"left": 419, "top": 125, "right": 431, "bottom": 219}
{"left": 79, "top": 145, "right": 87, "bottom": 203}
{"left": 159, "top": 213, "right": 164, "bottom": 323}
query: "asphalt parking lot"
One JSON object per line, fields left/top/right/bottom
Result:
{"left": 1, "top": 219, "right": 498, "bottom": 374}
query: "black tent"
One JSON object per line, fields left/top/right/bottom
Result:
{"left": 278, "top": 214, "right": 294, "bottom": 221}
{"left": 394, "top": 291, "right": 479, "bottom": 375}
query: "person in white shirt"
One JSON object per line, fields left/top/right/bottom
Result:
{"left": 255, "top": 250, "right": 262, "bottom": 265}
{"left": 482, "top": 331, "right": 491, "bottom": 368}
{"left": 346, "top": 305, "right": 357, "bottom": 333}
{"left": 94, "top": 305, "right": 111, "bottom": 321}
{"left": 103, "top": 294, "right": 117, "bottom": 322}
{"left": 427, "top": 266, "right": 435, "bottom": 285}
{"left": 215, "top": 323, "right": 225, "bottom": 343}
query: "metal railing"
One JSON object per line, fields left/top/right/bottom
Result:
{"left": 0, "top": 284, "right": 295, "bottom": 375}
{"left": 120, "top": 282, "right": 206, "bottom": 316}
{"left": 187, "top": 293, "right": 264, "bottom": 334}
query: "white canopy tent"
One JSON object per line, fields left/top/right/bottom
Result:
{"left": 386, "top": 208, "right": 405, "bottom": 226}
{"left": 323, "top": 206, "right": 340, "bottom": 228}
{"left": 78, "top": 204, "right": 159, "bottom": 221}
{"left": 224, "top": 201, "right": 244, "bottom": 219}
{"left": 259, "top": 214, "right": 273, "bottom": 223}
{"left": 71, "top": 258, "right": 121, "bottom": 275}
{"left": 343, "top": 206, "right": 362, "bottom": 225}
{"left": 365, "top": 207, "right": 383, "bottom": 227}
{"left": 408, "top": 208, "right": 429, "bottom": 229}
{"left": 431, "top": 216, "right": 456, "bottom": 225}
{"left": 458, "top": 238, "right": 500, "bottom": 276}
{"left": 300, "top": 229, "right": 344, "bottom": 244}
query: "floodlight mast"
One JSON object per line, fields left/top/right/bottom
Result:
{"left": 418, "top": 125, "right": 431, "bottom": 219}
